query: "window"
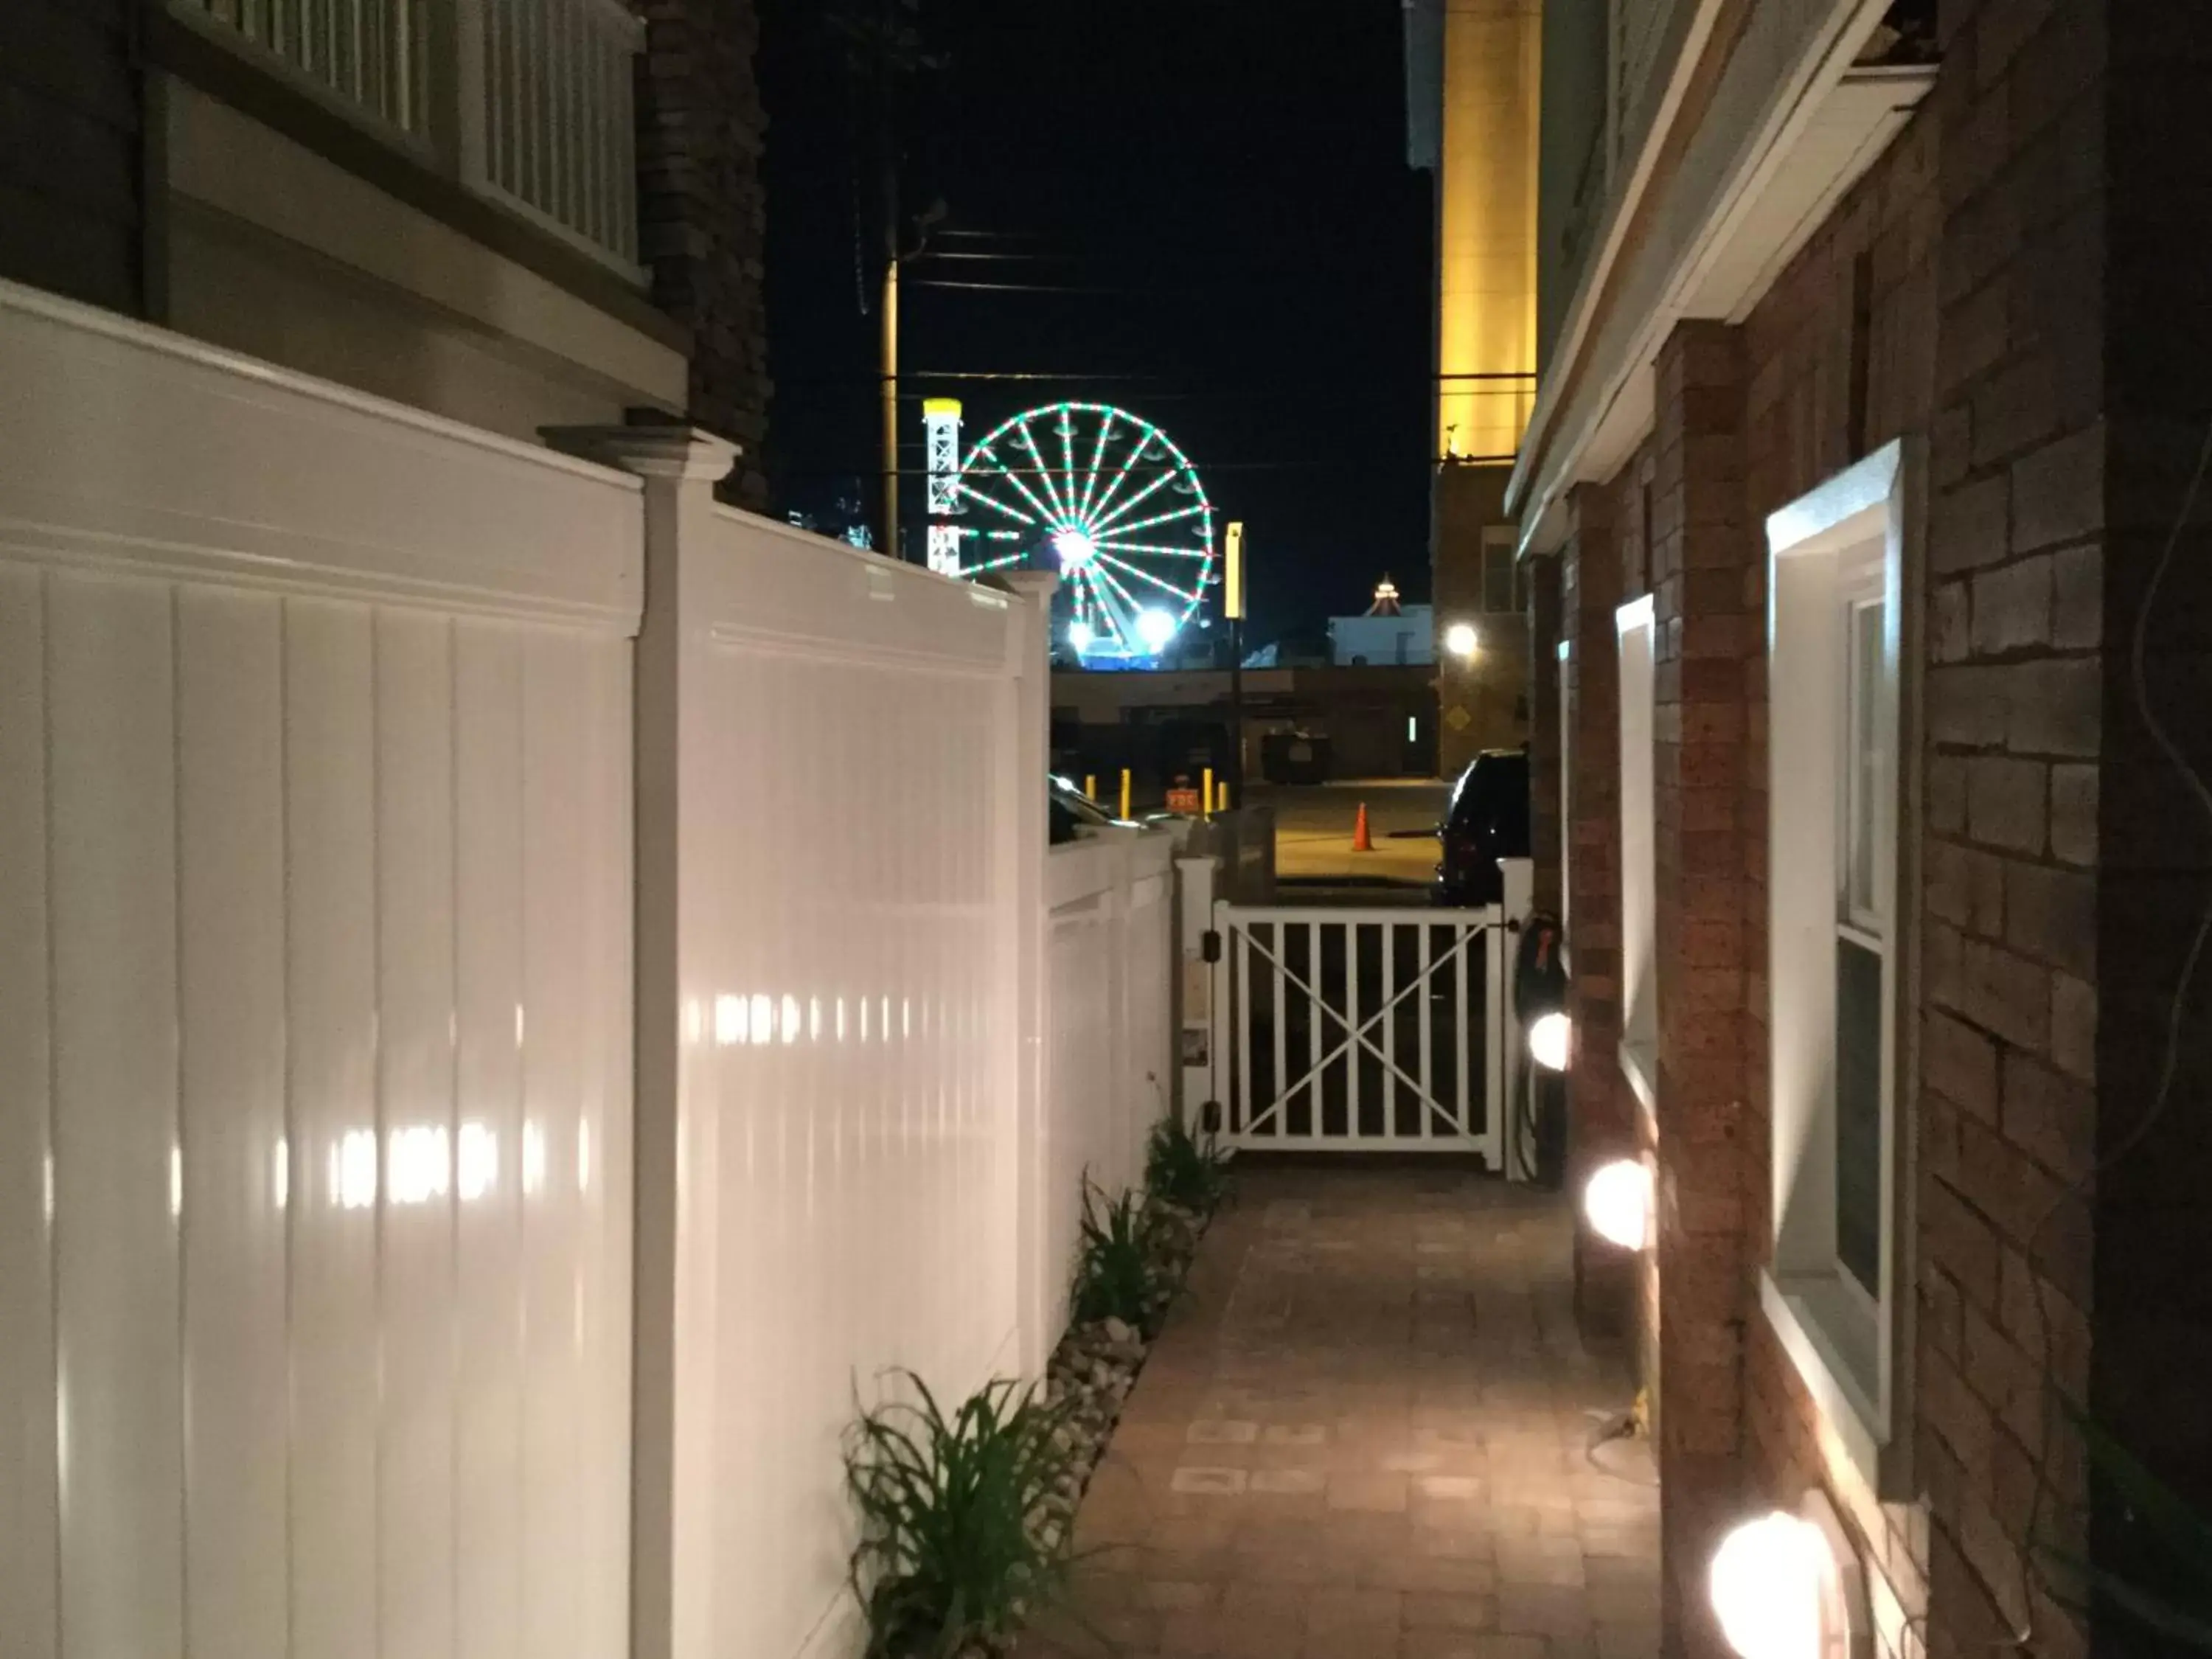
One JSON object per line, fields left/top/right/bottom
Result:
{"left": 1615, "top": 597, "right": 1657, "bottom": 1113}
{"left": 1480, "top": 529, "right": 1524, "bottom": 613}
{"left": 1763, "top": 438, "right": 1915, "bottom": 1495}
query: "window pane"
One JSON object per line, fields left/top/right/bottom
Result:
{"left": 1844, "top": 599, "right": 1885, "bottom": 922}
{"left": 1484, "top": 545, "right": 1514, "bottom": 613}
{"left": 1836, "top": 935, "right": 1883, "bottom": 1293}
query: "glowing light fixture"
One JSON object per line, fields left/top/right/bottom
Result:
{"left": 1068, "top": 618, "right": 1094, "bottom": 653}
{"left": 1136, "top": 607, "right": 1178, "bottom": 651}
{"left": 1528, "top": 1010, "right": 1571, "bottom": 1071}
{"left": 1052, "top": 528, "right": 1098, "bottom": 570}
{"left": 1708, "top": 1492, "right": 1868, "bottom": 1659}
{"left": 1582, "top": 1158, "right": 1652, "bottom": 1251}
{"left": 1445, "top": 622, "right": 1480, "bottom": 659}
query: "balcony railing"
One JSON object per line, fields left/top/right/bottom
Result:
{"left": 175, "top": 0, "right": 644, "bottom": 276}
{"left": 479, "top": 0, "right": 644, "bottom": 271}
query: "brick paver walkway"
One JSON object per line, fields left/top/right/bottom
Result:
{"left": 1023, "top": 1164, "right": 1660, "bottom": 1659}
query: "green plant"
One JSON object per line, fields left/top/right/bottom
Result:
{"left": 1144, "top": 1112, "right": 1232, "bottom": 1217}
{"left": 845, "top": 1371, "right": 1079, "bottom": 1659}
{"left": 2034, "top": 1398, "right": 2212, "bottom": 1651}
{"left": 1072, "top": 1178, "right": 1166, "bottom": 1331}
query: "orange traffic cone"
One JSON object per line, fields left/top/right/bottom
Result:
{"left": 1352, "top": 801, "right": 1374, "bottom": 852}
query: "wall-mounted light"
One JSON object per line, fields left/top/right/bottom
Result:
{"left": 1709, "top": 1491, "right": 1869, "bottom": 1659}
{"left": 1528, "top": 1010, "right": 1571, "bottom": 1071}
{"left": 1444, "top": 621, "right": 1480, "bottom": 659}
{"left": 1582, "top": 1158, "right": 1652, "bottom": 1251}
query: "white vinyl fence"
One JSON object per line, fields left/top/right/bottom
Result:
{"left": 0, "top": 282, "right": 639, "bottom": 1659}
{"left": 1035, "top": 832, "right": 1178, "bottom": 1342}
{"left": 0, "top": 279, "right": 1176, "bottom": 1659}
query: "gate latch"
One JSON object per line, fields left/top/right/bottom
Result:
{"left": 1200, "top": 928, "right": 1222, "bottom": 963}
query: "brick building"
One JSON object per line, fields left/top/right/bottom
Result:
{"left": 1514, "top": 0, "right": 2212, "bottom": 1655}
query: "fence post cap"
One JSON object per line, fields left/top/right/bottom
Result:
{"left": 540, "top": 422, "right": 738, "bottom": 482}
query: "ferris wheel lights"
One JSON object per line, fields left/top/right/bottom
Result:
{"left": 1052, "top": 528, "right": 1099, "bottom": 569}
{"left": 1136, "top": 608, "right": 1178, "bottom": 650}
{"left": 1068, "top": 619, "right": 1095, "bottom": 653}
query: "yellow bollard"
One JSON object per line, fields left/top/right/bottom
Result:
{"left": 1119, "top": 768, "right": 1132, "bottom": 820}
{"left": 1217, "top": 779, "right": 1231, "bottom": 813}
{"left": 1084, "top": 773, "right": 1096, "bottom": 802}
{"left": 1202, "top": 768, "right": 1214, "bottom": 821}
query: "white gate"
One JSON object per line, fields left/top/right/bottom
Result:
{"left": 1202, "top": 864, "right": 1531, "bottom": 1166}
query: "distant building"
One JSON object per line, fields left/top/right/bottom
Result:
{"left": 1404, "top": 0, "right": 1539, "bottom": 773}
{"left": 1327, "top": 580, "right": 1434, "bottom": 666}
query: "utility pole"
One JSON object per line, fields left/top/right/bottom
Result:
{"left": 881, "top": 254, "right": 899, "bottom": 559}
{"left": 1224, "top": 521, "right": 1246, "bottom": 799}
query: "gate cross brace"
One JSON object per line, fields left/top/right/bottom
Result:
{"left": 1234, "top": 922, "right": 1485, "bottom": 1138}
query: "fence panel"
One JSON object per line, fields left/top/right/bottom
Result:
{"left": 0, "top": 279, "right": 641, "bottom": 1659}
{"left": 561, "top": 444, "right": 1044, "bottom": 1659}
{"left": 1039, "top": 832, "right": 1177, "bottom": 1337}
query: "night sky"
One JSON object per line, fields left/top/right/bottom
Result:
{"left": 758, "top": 0, "right": 1433, "bottom": 645}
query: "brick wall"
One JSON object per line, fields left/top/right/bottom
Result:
{"left": 1646, "top": 320, "right": 1756, "bottom": 1659}
{"left": 2091, "top": 0, "right": 2212, "bottom": 1573}
{"left": 1529, "top": 552, "right": 1564, "bottom": 914}
{"left": 1533, "top": 0, "right": 2212, "bottom": 1652}
{"left": 1735, "top": 95, "right": 1943, "bottom": 1659}
{"left": 635, "top": 0, "right": 772, "bottom": 508}
{"left": 1559, "top": 481, "right": 1638, "bottom": 1341}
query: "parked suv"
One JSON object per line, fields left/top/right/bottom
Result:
{"left": 1432, "top": 749, "right": 1530, "bottom": 906}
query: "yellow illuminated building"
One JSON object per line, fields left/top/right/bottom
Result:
{"left": 1433, "top": 0, "right": 1540, "bottom": 463}
{"left": 1407, "top": 0, "right": 1540, "bottom": 772}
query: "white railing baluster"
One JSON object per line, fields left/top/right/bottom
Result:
{"left": 1234, "top": 919, "right": 1251, "bottom": 1138}
{"left": 1456, "top": 921, "right": 1472, "bottom": 1139}
{"left": 170, "top": 0, "right": 650, "bottom": 268}
{"left": 1346, "top": 921, "right": 1360, "bottom": 1136}
{"left": 1417, "top": 924, "right": 1433, "bottom": 1138}
{"left": 1269, "top": 923, "right": 1286, "bottom": 1142}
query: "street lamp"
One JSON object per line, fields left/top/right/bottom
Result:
{"left": 1444, "top": 621, "right": 1480, "bottom": 659}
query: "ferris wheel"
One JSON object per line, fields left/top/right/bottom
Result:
{"left": 926, "top": 400, "right": 1216, "bottom": 662}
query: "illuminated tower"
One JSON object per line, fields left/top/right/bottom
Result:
{"left": 923, "top": 397, "right": 964, "bottom": 574}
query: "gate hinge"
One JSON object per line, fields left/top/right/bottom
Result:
{"left": 1201, "top": 928, "right": 1222, "bottom": 963}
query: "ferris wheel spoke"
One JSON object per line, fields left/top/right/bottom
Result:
{"left": 1015, "top": 418, "right": 1071, "bottom": 523}
{"left": 996, "top": 461, "right": 1064, "bottom": 528}
{"left": 1094, "top": 539, "right": 1212, "bottom": 560}
{"left": 1077, "top": 408, "right": 1116, "bottom": 521}
{"left": 1101, "top": 501, "right": 1206, "bottom": 539}
{"left": 953, "top": 480, "right": 1037, "bottom": 525}
{"left": 954, "top": 549, "right": 1028, "bottom": 578}
{"left": 1083, "top": 428, "right": 1162, "bottom": 527}
{"left": 1088, "top": 465, "right": 1175, "bottom": 534}
{"left": 1086, "top": 563, "right": 1144, "bottom": 641}
{"left": 1057, "top": 406, "right": 1080, "bottom": 518}
{"left": 1097, "top": 549, "right": 1200, "bottom": 605}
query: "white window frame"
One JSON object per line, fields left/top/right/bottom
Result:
{"left": 1762, "top": 437, "right": 1919, "bottom": 1497}
{"left": 1615, "top": 596, "right": 1657, "bottom": 1116}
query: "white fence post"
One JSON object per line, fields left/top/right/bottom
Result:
{"left": 544, "top": 422, "right": 736, "bottom": 1659}
{"left": 1175, "top": 855, "right": 1218, "bottom": 1131}
{"left": 1498, "top": 857, "right": 1536, "bottom": 1181}
{"left": 995, "top": 571, "right": 1057, "bottom": 1377}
